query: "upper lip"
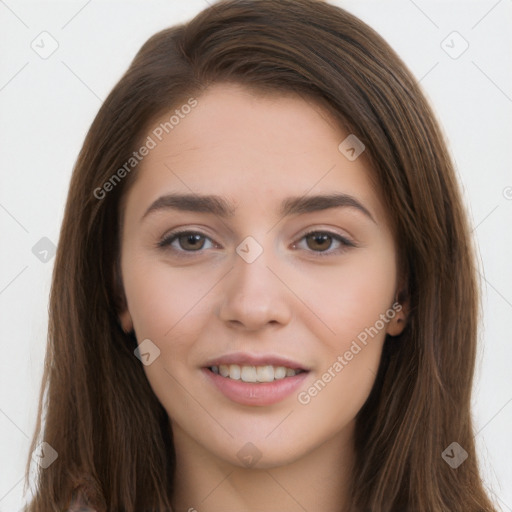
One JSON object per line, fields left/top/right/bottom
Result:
{"left": 203, "top": 352, "right": 310, "bottom": 371}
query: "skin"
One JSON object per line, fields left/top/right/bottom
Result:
{"left": 118, "top": 82, "right": 407, "bottom": 512}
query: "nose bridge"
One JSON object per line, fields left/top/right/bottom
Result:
{"left": 234, "top": 235, "right": 274, "bottom": 289}
{"left": 218, "top": 234, "right": 291, "bottom": 329}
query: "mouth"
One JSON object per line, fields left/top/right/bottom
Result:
{"left": 206, "top": 364, "right": 308, "bottom": 383}
{"left": 202, "top": 358, "right": 311, "bottom": 406}
{"left": 201, "top": 353, "right": 311, "bottom": 406}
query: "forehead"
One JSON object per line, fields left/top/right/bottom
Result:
{"left": 122, "top": 82, "right": 386, "bottom": 225}
{"left": 154, "top": 83, "right": 349, "bottom": 163}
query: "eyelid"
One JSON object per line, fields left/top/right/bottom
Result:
{"left": 157, "top": 228, "right": 219, "bottom": 251}
{"left": 157, "top": 227, "right": 356, "bottom": 257}
{"left": 296, "top": 227, "right": 355, "bottom": 244}
{"left": 292, "top": 228, "right": 356, "bottom": 256}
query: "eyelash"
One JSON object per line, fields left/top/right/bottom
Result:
{"left": 157, "top": 229, "right": 356, "bottom": 258}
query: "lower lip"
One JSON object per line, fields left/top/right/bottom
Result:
{"left": 202, "top": 367, "right": 309, "bottom": 406}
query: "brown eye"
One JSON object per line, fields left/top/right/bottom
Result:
{"left": 294, "top": 230, "right": 355, "bottom": 257}
{"left": 158, "top": 231, "right": 214, "bottom": 254}
{"left": 176, "top": 233, "right": 206, "bottom": 251}
{"left": 305, "top": 232, "right": 334, "bottom": 252}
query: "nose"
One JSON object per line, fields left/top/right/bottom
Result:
{"left": 217, "top": 240, "right": 292, "bottom": 331}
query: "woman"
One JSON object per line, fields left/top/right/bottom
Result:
{"left": 24, "top": 0, "right": 498, "bottom": 510}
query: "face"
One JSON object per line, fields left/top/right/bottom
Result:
{"left": 118, "top": 82, "right": 405, "bottom": 469}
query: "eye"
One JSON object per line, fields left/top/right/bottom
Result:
{"left": 293, "top": 230, "right": 355, "bottom": 256}
{"left": 157, "top": 230, "right": 216, "bottom": 254}
{"left": 157, "top": 228, "right": 355, "bottom": 257}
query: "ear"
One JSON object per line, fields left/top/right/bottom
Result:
{"left": 119, "top": 308, "right": 134, "bottom": 334}
{"left": 386, "top": 278, "right": 409, "bottom": 337}
{"left": 113, "top": 252, "right": 133, "bottom": 334}
{"left": 385, "top": 301, "right": 407, "bottom": 336}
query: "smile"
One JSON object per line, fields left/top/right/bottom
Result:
{"left": 209, "top": 364, "right": 304, "bottom": 383}
{"left": 203, "top": 366, "right": 310, "bottom": 406}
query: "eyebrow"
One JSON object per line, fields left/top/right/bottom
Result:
{"left": 141, "top": 193, "right": 376, "bottom": 223}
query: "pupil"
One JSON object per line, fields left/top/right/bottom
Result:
{"left": 309, "top": 233, "right": 330, "bottom": 251}
{"left": 183, "top": 234, "right": 203, "bottom": 250}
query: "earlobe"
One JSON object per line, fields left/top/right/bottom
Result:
{"left": 386, "top": 285, "right": 409, "bottom": 336}
{"left": 113, "top": 255, "right": 133, "bottom": 334}
{"left": 386, "top": 307, "right": 407, "bottom": 336}
{"left": 118, "top": 309, "right": 134, "bottom": 334}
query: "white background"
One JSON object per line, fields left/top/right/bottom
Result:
{"left": 0, "top": 0, "right": 511, "bottom": 510}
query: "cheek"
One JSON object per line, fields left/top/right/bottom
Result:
{"left": 291, "top": 250, "right": 396, "bottom": 431}
{"left": 121, "top": 258, "right": 211, "bottom": 413}
{"left": 122, "top": 255, "right": 213, "bottom": 340}
{"left": 122, "top": 256, "right": 222, "bottom": 400}
{"left": 292, "top": 246, "right": 397, "bottom": 349}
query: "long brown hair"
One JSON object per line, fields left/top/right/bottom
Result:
{"left": 24, "top": 0, "right": 497, "bottom": 510}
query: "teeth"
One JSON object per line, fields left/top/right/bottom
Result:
{"left": 228, "top": 364, "right": 240, "bottom": 380}
{"left": 210, "top": 364, "right": 303, "bottom": 383}
{"left": 274, "top": 366, "right": 286, "bottom": 379}
{"left": 241, "top": 366, "right": 258, "bottom": 382}
{"left": 256, "top": 365, "right": 274, "bottom": 382}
